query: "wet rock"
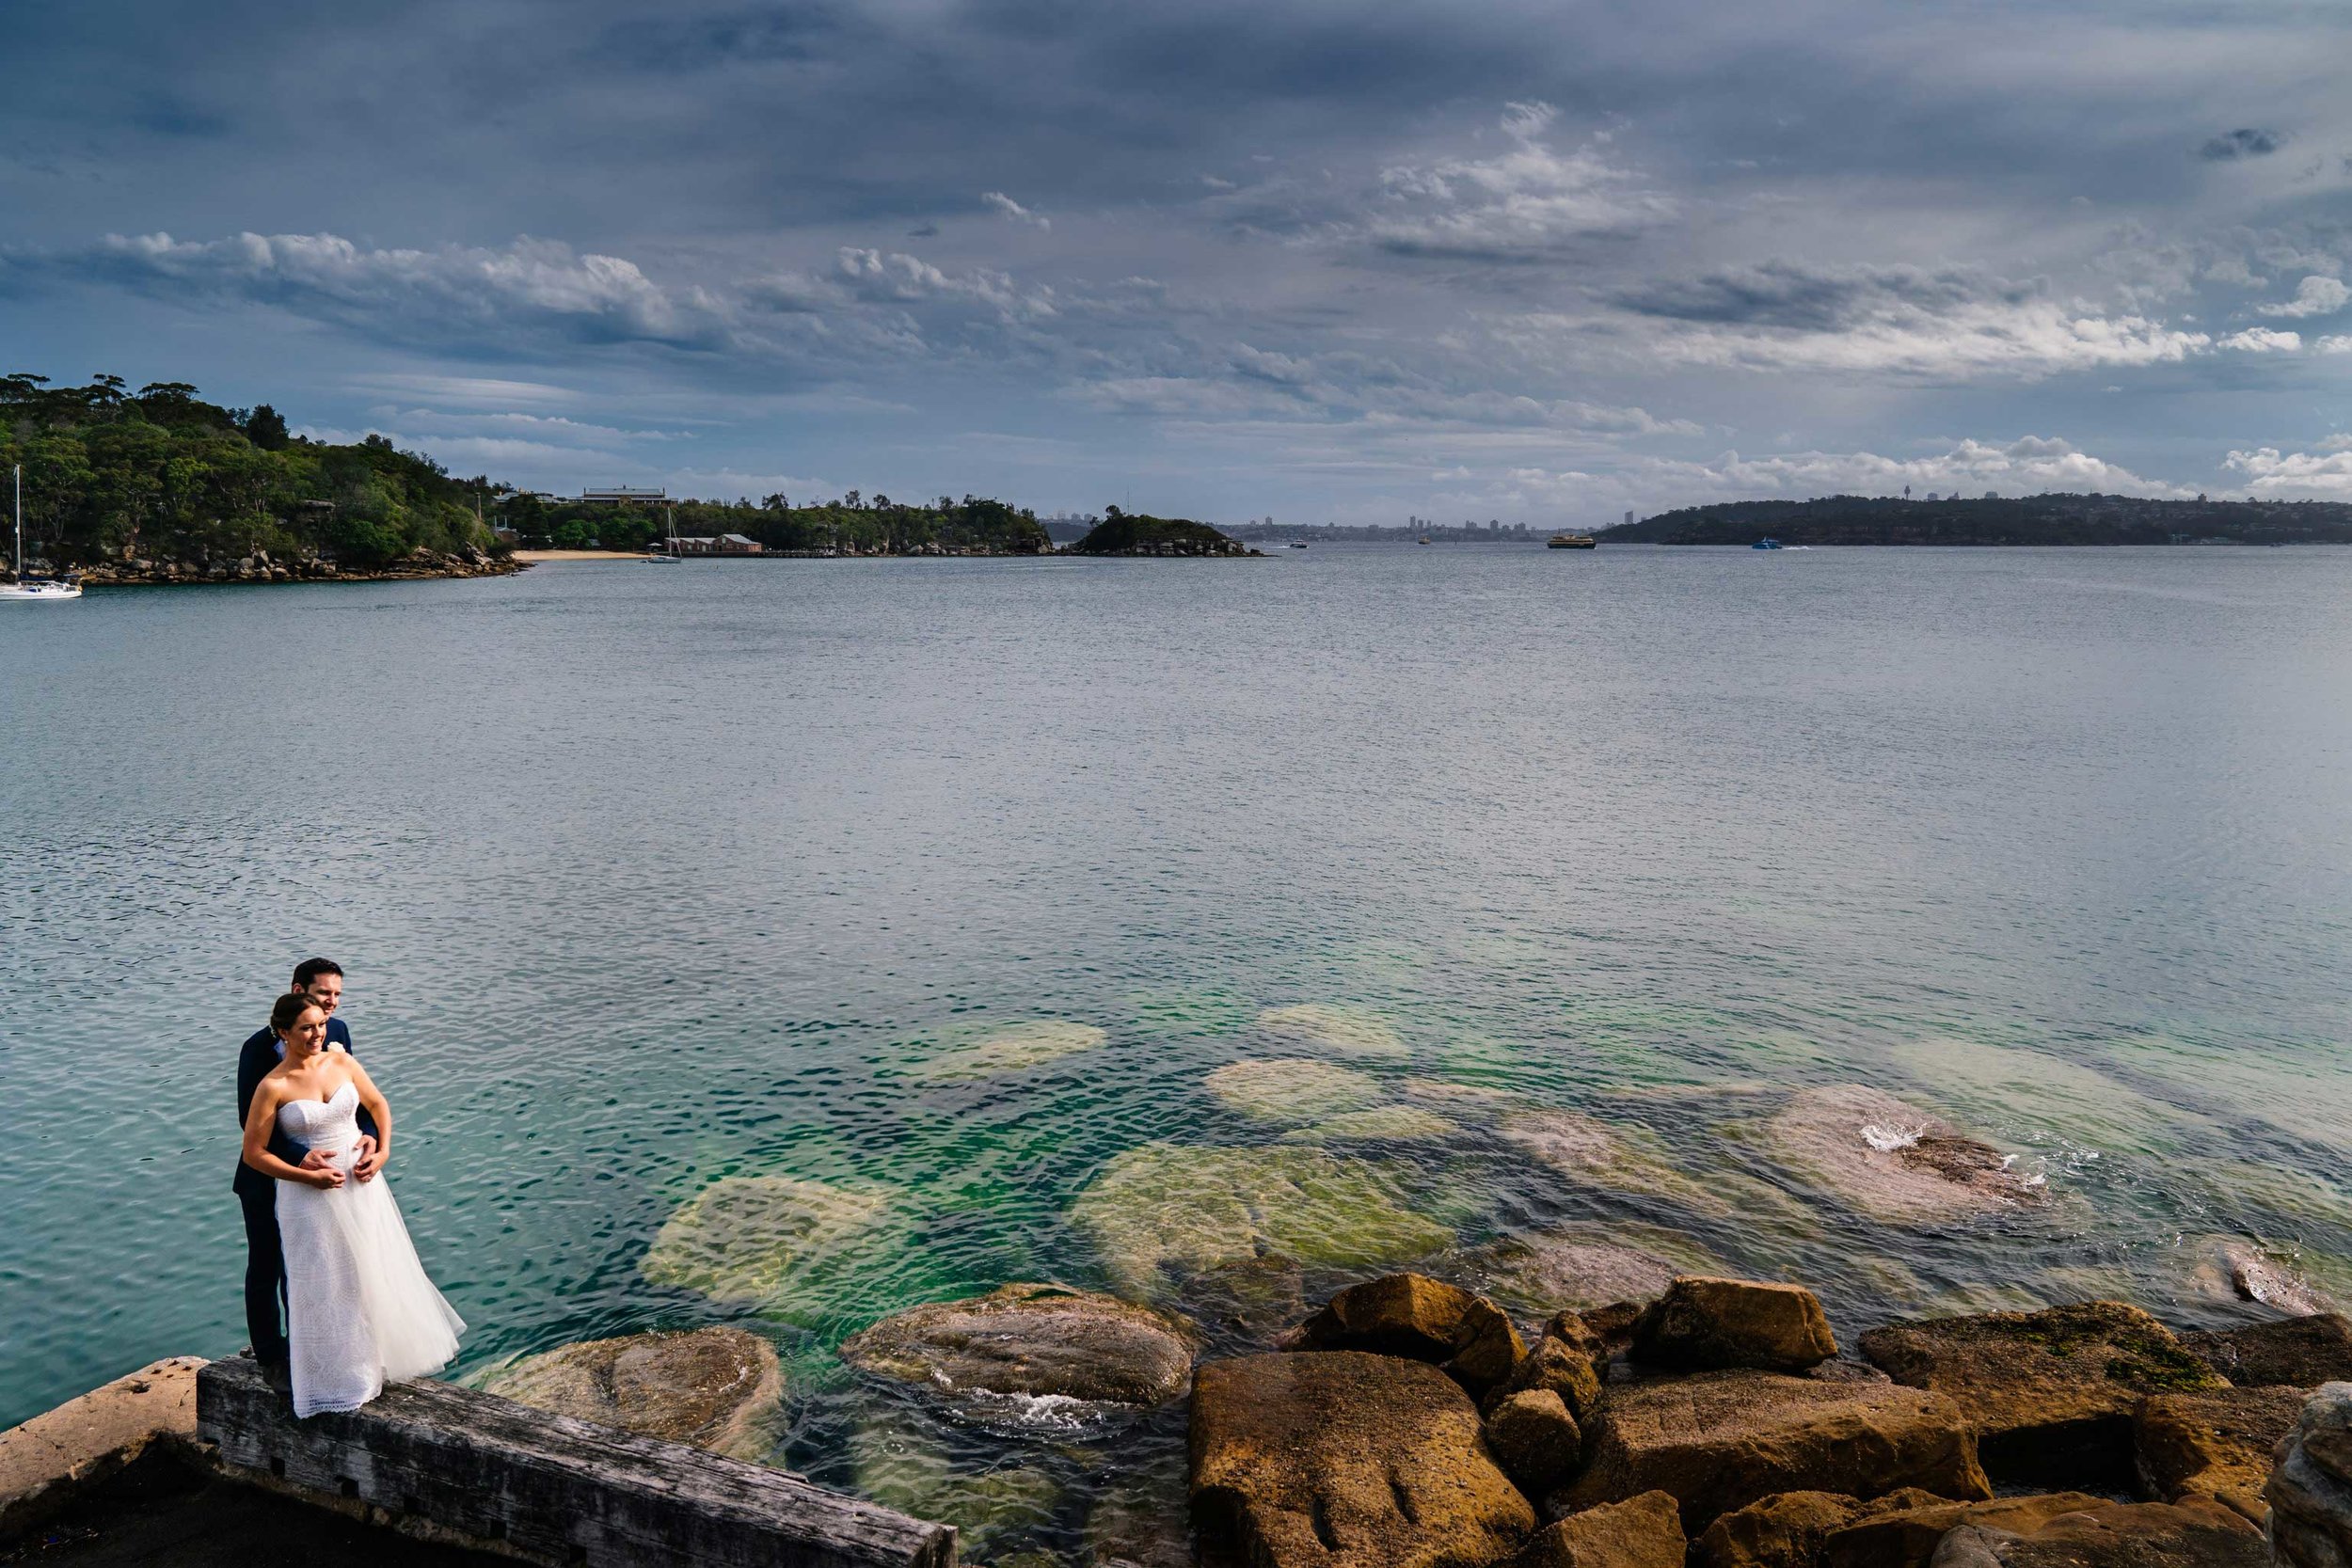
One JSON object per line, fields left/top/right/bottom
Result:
{"left": 1514, "top": 1491, "right": 1686, "bottom": 1568}
{"left": 1634, "top": 1278, "right": 1838, "bottom": 1373}
{"left": 1553, "top": 1369, "right": 1990, "bottom": 1531}
{"left": 1929, "top": 1499, "right": 2263, "bottom": 1568}
{"left": 1695, "top": 1491, "right": 1863, "bottom": 1568}
{"left": 1858, "top": 1302, "right": 2226, "bottom": 1488}
{"left": 1486, "top": 1388, "right": 1581, "bottom": 1494}
{"left": 2132, "top": 1386, "right": 2305, "bottom": 1526}
{"left": 916, "top": 1020, "right": 1108, "bottom": 1081}
{"left": 1184, "top": 1254, "right": 1309, "bottom": 1340}
{"left": 1486, "top": 1336, "right": 1603, "bottom": 1422}
{"left": 1069, "top": 1143, "right": 1451, "bottom": 1299}
{"left": 1253, "top": 1003, "right": 1411, "bottom": 1058}
{"left": 847, "top": 1411, "right": 1061, "bottom": 1558}
{"left": 2267, "top": 1383, "right": 2352, "bottom": 1568}
{"left": 1822, "top": 1493, "right": 2112, "bottom": 1568}
{"left": 2185, "top": 1239, "right": 2333, "bottom": 1317}
{"left": 2178, "top": 1313, "right": 2352, "bottom": 1387}
{"left": 1205, "top": 1059, "right": 1384, "bottom": 1123}
{"left": 640, "top": 1175, "right": 906, "bottom": 1320}
{"left": 1283, "top": 1106, "right": 1458, "bottom": 1143}
{"left": 840, "top": 1283, "right": 1196, "bottom": 1409}
{"left": 1757, "top": 1086, "right": 2042, "bottom": 1225}
{"left": 1466, "top": 1225, "right": 1716, "bottom": 1316}
{"left": 1288, "top": 1273, "right": 1526, "bottom": 1396}
{"left": 1190, "top": 1351, "right": 1535, "bottom": 1568}
{"left": 481, "top": 1326, "right": 782, "bottom": 1461}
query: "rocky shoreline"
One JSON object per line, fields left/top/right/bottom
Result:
{"left": 56, "top": 547, "right": 527, "bottom": 588}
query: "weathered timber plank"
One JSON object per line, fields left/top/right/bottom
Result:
{"left": 195, "top": 1357, "right": 953, "bottom": 1568}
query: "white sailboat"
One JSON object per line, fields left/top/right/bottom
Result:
{"left": 1, "top": 465, "right": 81, "bottom": 601}
{"left": 644, "top": 503, "right": 681, "bottom": 562}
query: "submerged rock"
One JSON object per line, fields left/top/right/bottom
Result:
{"left": 1190, "top": 1351, "right": 1534, "bottom": 1568}
{"left": 1287, "top": 1272, "right": 1526, "bottom": 1396}
{"left": 1554, "top": 1370, "right": 1990, "bottom": 1531}
{"left": 1283, "top": 1105, "right": 1459, "bottom": 1143}
{"left": 481, "top": 1326, "right": 782, "bottom": 1461}
{"left": 2178, "top": 1312, "right": 2352, "bottom": 1387}
{"left": 1204, "top": 1058, "right": 1383, "bottom": 1123}
{"left": 847, "top": 1412, "right": 1062, "bottom": 1559}
{"left": 1633, "top": 1278, "right": 1838, "bottom": 1373}
{"left": 640, "top": 1175, "right": 905, "bottom": 1317}
{"left": 1467, "top": 1224, "right": 1718, "bottom": 1315}
{"left": 1516, "top": 1491, "right": 1685, "bottom": 1568}
{"left": 1253, "top": 1003, "right": 1412, "bottom": 1058}
{"left": 1068, "top": 1143, "right": 1452, "bottom": 1298}
{"left": 1757, "top": 1086, "right": 2042, "bottom": 1225}
{"left": 2133, "top": 1387, "right": 2307, "bottom": 1526}
{"left": 915, "top": 1020, "right": 1108, "bottom": 1081}
{"left": 1502, "top": 1109, "right": 1735, "bottom": 1214}
{"left": 2183, "top": 1236, "right": 2333, "bottom": 1317}
{"left": 840, "top": 1282, "right": 1196, "bottom": 1409}
{"left": 1858, "top": 1302, "right": 2226, "bottom": 1489}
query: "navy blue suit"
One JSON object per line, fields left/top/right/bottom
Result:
{"left": 235, "top": 1014, "right": 372, "bottom": 1364}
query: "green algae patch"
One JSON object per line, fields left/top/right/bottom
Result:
{"left": 1283, "top": 1105, "right": 1459, "bottom": 1144}
{"left": 1069, "top": 1142, "right": 1453, "bottom": 1297}
{"left": 1204, "top": 1057, "right": 1384, "bottom": 1123}
{"left": 641, "top": 1174, "right": 912, "bottom": 1323}
{"left": 1254, "top": 1003, "right": 1412, "bottom": 1058}
{"left": 913, "top": 1019, "right": 1109, "bottom": 1082}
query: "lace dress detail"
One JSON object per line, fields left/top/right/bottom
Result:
{"left": 275, "top": 1083, "right": 464, "bottom": 1417}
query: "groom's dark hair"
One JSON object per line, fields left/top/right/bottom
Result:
{"left": 292, "top": 958, "right": 343, "bottom": 989}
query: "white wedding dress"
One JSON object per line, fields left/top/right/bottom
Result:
{"left": 276, "top": 1084, "right": 465, "bottom": 1417}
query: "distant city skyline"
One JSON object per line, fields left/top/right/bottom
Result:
{"left": 2, "top": 1, "right": 2348, "bottom": 525}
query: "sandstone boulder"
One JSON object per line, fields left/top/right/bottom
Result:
{"left": 1857, "top": 1302, "right": 2226, "bottom": 1487}
{"left": 1757, "top": 1086, "right": 2041, "bottom": 1225}
{"left": 1290, "top": 1274, "right": 1527, "bottom": 1397}
{"left": 1485, "top": 1388, "right": 1581, "bottom": 1495}
{"left": 1469, "top": 1229, "right": 1702, "bottom": 1315}
{"left": 1513, "top": 1492, "right": 1685, "bottom": 1568}
{"left": 1552, "top": 1369, "right": 1988, "bottom": 1531}
{"left": 1694, "top": 1491, "right": 1863, "bottom": 1568}
{"left": 2179, "top": 1313, "right": 2352, "bottom": 1388}
{"left": 2131, "top": 1386, "right": 2305, "bottom": 1526}
{"left": 840, "top": 1283, "right": 1196, "bottom": 1408}
{"left": 1928, "top": 1499, "right": 2263, "bottom": 1568}
{"left": 1634, "top": 1278, "right": 1837, "bottom": 1373}
{"left": 2265, "top": 1382, "right": 2352, "bottom": 1568}
{"left": 1190, "top": 1351, "right": 1535, "bottom": 1568}
{"left": 1486, "top": 1336, "right": 1603, "bottom": 1422}
{"left": 1821, "top": 1493, "right": 2110, "bottom": 1568}
{"left": 481, "top": 1326, "right": 782, "bottom": 1460}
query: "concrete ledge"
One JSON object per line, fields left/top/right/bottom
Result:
{"left": 0, "top": 1355, "right": 206, "bottom": 1541}
{"left": 197, "top": 1357, "right": 954, "bottom": 1568}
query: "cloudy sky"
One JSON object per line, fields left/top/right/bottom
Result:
{"left": 6, "top": 0, "right": 2351, "bottom": 524}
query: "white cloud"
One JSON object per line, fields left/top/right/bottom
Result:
{"left": 1365, "top": 103, "right": 1671, "bottom": 259}
{"left": 2216, "top": 326, "right": 2301, "bottom": 352}
{"left": 981, "top": 191, "right": 1050, "bottom": 230}
{"left": 2223, "top": 446, "right": 2352, "bottom": 497}
{"left": 2256, "top": 275, "right": 2350, "bottom": 318}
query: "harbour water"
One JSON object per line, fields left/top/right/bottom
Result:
{"left": 4, "top": 545, "right": 2349, "bottom": 1554}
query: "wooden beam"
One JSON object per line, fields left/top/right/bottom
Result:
{"left": 195, "top": 1357, "right": 953, "bottom": 1568}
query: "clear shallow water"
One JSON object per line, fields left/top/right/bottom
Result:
{"left": 4, "top": 546, "right": 2351, "bottom": 1553}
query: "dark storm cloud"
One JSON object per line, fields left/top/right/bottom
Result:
{"left": 1613, "top": 262, "right": 2030, "bottom": 331}
{"left": 2201, "top": 128, "right": 2285, "bottom": 160}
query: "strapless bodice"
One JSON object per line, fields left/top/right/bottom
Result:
{"left": 278, "top": 1082, "right": 360, "bottom": 1153}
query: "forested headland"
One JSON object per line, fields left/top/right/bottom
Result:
{"left": 1601, "top": 493, "right": 2352, "bottom": 546}
{"left": 0, "top": 373, "right": 1051, "bottom": 582}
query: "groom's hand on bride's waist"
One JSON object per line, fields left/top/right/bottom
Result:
{"left": 351, "top": 1135, "right": 384, "bottom": 1181}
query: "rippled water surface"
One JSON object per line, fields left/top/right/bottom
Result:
{"left": 4, "top": 546, "right": 2350, "bottom": 1553}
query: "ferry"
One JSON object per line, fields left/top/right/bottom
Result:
{"left": 1752, "top": 537, "right": 1785, "bottom": 550}
{"left": 1547, "top": 533, "right": 1597, "bottom": 549}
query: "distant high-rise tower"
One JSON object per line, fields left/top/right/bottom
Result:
{"left": 1624, "top": 510, "right": 1634, "bottom": 528}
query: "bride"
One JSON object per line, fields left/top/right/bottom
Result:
{"left": 241, "top": 992, "right": 464, "bottom": 1417}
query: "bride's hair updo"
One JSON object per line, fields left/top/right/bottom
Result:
{"left": 270, "top": 991, "right": 324, "bottom": 1036}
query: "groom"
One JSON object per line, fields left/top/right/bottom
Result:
{"left": 234, "top": 957, "right": 380, "bottom": 1376}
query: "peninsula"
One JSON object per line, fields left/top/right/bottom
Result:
{"left": 1600, "top": 493, "right": 2352, "bottom": 546}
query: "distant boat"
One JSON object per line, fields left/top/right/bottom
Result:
{"left": 1752, "top": 538, "right": 1785, "bottom": 550}
{"left": 644, "top": 504, "right": 682, "bottom": 562}
{"left": 1, "top": 465, "right": 80, "bottom": 601}
{"left": 1547, "top": 533, "right": 1597, "bottom": 549}
{"left": 1289, "top": 541, "right": 1308, "bottom": 549}
{"left": 1417, "top": 535, "right": 1431, "bottom": 546}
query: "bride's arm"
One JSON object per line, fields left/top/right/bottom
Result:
{"left": 243, "top": 1083, "right": 344, "bottom": 1187}
{"left": 344, "top": 1058, "right": 393, "bottom": 1179}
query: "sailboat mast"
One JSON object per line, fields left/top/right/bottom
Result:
{"left": 13, "top": 465, "right": 21, "bottom": 580}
